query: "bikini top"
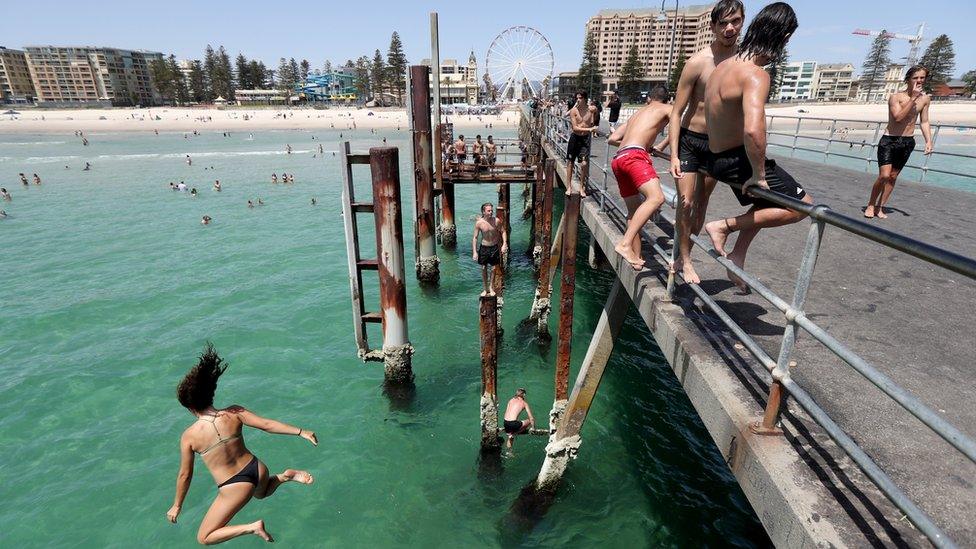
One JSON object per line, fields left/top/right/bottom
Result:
{"left": 196, "top": 414, "right": 242, "bottom": 455}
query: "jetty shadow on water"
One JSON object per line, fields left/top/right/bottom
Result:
{"left": 497, "top": 480, "right": 559, "bottom": 544}
{"left": 382, "top": 379, "right": 417, "bottom": 411}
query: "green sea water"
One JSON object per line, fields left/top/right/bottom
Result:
{"left": 0, "top": 128, "right": 769, "bottom": 547}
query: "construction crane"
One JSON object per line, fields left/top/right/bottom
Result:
{"left": 852, "top": 23, "right": 926, "bottom": 67}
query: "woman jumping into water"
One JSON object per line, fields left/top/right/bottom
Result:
{"left": 167, "top": 343, "right": 317, "bottom": 544}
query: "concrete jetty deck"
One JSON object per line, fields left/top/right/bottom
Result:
{"left": 543, "top": 134, "right": 976, "bottom": 547}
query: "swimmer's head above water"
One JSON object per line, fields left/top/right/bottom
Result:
{"left": 176, "top": 342, "right": 226, "bottom": 412}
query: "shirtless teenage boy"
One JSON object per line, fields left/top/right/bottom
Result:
{"left": 502, "top": 388, "right": 535, "bottom": 449}
{"left": 454, "top": 135, "right": 468, "bottom": 168}
{"left": 607, "top": 87, "right": 673, "bottom": 269}
{"left": 668, "top": 0, "right": 744, "bottom": 283}
{"left": 864, "top": 65, "right": 933, "bottom": 219}
{"left": 472, "top": 202, "right": 508, "bottom": 296}
{"left": 702, "top": 2, "right": 813, "bottom": 291}
{"left": 566, "top": 91, "right": 599, "bottom": 197}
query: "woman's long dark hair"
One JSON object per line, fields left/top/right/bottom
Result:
{"left": 738, "top": 2, "right": 797, "bottom": 64}
{"left": 177, "top": 342, "right": 228, "bottom": 411}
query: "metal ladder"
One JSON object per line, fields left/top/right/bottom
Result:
{"left": 339, "top": 141, "right": 383, "bottom": 361}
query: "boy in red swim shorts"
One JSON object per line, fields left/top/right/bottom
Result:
{"left": 607, "top": 87, "right": 673, "bottom": 269}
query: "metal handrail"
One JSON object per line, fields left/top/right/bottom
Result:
{"left": 529, "top": 105, "right": 975, "bottom": 548}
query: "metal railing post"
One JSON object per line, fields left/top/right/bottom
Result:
{"left": 865, "top": 122, "right": 882, "bottom": 172}
{"left": 919, "top": 125, "right": 940, "bottom": 183}
{"left": 754, "top": 215, "right": 826, "bottom": 433}
{"left": 601, "top": 139, "right": 611, "bottom": 212}
{"left": 791, "top": 118, "right": 801, "bottom": 158}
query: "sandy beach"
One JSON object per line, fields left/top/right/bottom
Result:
{"left": 766, "top": 101, "right": 976, "bottom": 126}
{"left": 0, "top": 106, "right": 520, "bottom": 134}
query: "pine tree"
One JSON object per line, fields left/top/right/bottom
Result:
{"left": 148, "top": 58, "right": 173, "bottom": 104}
{"left": 919, "top": 34, "right": 956, "bottom": 93}
{"left": 216, "top": 47, "right": 234, "bottom": 99}
{"left": 765, "top": 49, "right": 789, "bottom": 101}
{"left": 668, "top": 53, "right": 687, "bottom": 97}
{"left": 860, "top": 31, "right": 891, "bottom": 102}
{"left": 300, "top": 59, "right": 311, "bottom": 82}
{"left": 235, "top": 54, "right": 250, "bottom": 90}
{"left": 168, "top": 55, "right": 189, "bottom": 105}
{"left": 203, "top": 45, "right": 217, "bottom": 102}
{"left": 962, "top": 70, "right": 976, "bottom": 97}
{"left": 617, "top": 44, "right": 643, "bottom": 102}
{"left": 577, "top": 32, "right": 603, "bottom": 99}
{"left": 249, "top": 61, "right": 269, "bottom": 89}
{"left": 386, "top": 32, "right": 408, "bottom": 106}
{"left": 324, "top": 60, "right": 333, "bottom": 74}
{"left": 277, "top": 58, "right": 294, "bottom": 95}
{"left": 371, "top": 49, "right": 386, "bottom": 103}
{"left": 354, "top": 56, "right": 372, "bottom": 101}
{"left": 189, "top": 60, "right": 207, "bottom": 103}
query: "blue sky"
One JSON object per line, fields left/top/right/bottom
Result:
{"left": 1, "top": 0, "right": 973, "bottom": 78}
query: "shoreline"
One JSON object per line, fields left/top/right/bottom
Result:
{"left": 0, "top": 106, "right": 519, "bottom": 134}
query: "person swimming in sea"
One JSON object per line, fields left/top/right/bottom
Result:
{"left": 1, "top": 188, "right": 11, "bottom": 201}
{"left": 167, "top": 343, "right": 316, "bottom": 544}
{"left": 201, "top": 215, "right": 212, "bottom": 225}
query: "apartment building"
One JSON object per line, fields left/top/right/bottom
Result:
{"left": 857, "top": 64, "right": 905, "bottom": 102}
{"left": 813, "top": 63, "right": 854, "bottom": 102}
{"left": 585, "top": 4, "right": 716, "bottom": 97}
{"left": 24, "top": 46, "right": 162, "bottom": 106}
{"left": 0, "top": 47, "right": 36, "bottom": 104}
{"left": 777, "top": 61, "right": 817, "bottom": 101}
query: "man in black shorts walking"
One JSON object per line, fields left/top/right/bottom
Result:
{"left": 472, "top": 202, "right": 507, "bottom": 296}
{"left": 864, "top": 65, "right": 933, "bottom": 219}
{"left": 701, "top": 3, "right": 813, "bottom": 292}
{"left": 566, "top": 90, "right": 599, "bottom": 197}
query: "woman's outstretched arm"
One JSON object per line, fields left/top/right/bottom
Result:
{"left": 234, "top": 406, "right": 318, "bottom": 446}
{"left": 167, "top": 435, "right": 194, "bottom": 523}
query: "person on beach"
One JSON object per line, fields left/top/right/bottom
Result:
{"left": 566, "top": 90, "right": 599, "bottom": 197}
{"left": 472, "top": 202, "right": 507, "bottom": 296}
{"left": 1, "top": 188, "right": 11, "bottom": 201}
{"left": 503, "top": 388, "right": 535, "bottom": 450}
{"left": 606, "top": 91, "right": 622, "bottom": 130}
{"left": 607, "top": 86, "right": 673, "bottom": 270}
{"left": 166, "top": 343, "right": 317, "bottom": 544}
{"left": 20, "top": 173, "right": 29, "bottom": 186}
{"left": 864, "top": 65, "right": 933, "bottom": 219}
{"left": 667, "top": 0, "right": 744, "bottom": 284}
{"left": 701, "top": 2, "right": 812, "bottom": 293}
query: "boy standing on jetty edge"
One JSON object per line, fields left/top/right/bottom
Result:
{"left": 864, "top": 65, "right": 933, "bottom": 219}
{"left": 472, "top": 202, "right": 507, "bottom": 296}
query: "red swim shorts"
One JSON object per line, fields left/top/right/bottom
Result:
{"left": 611, "top": 147, "right": 658, "bottom": 198}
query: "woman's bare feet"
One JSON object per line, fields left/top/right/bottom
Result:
{"left": 704, "top": 219, "right": 731, "bottom": 256}
{"left": 251, "top": 520, "right": 274, "bottom": 542}
{"left": 614, "top": 240, "right": 645, "bottom": 270}
{"left": 864, "top": 205, "right": 875, "bottom": 218}
{"left": 280, "top": 469, "right": 314, "bottom": 485}
{"left": 876, "top": 208, "right": 888, "bottom": 219}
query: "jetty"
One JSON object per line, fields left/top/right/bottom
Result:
{"left": 338, "top": 13, "right": 976, "bottom": 548}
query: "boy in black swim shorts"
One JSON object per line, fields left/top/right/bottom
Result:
{"left": 472, "top": 202, "right": 507, "bottom": 296}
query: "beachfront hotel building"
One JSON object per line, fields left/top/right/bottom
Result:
{"left": 584, "top": 4, "right": 716, "bottom": 97}
{"left": 777, "top": 61, "right": 818, "bottom": 102}
{"left": 0, "top": 47, "right": 37, "bottom": 104}
{"left": 856, "top": 63, "right": 905, "bottom": 102}
{"left": 812, "top": 63, "right": 855, "bottom": 102}
{"left": 24, "top": 46, "right": 163, "bottom": 107}
{"left": 420, "top": 52, "right": 479, "bottom": 105}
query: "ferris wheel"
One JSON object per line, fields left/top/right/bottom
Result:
{"left": 484, "top": 26, "right": 554, "bottom": 103}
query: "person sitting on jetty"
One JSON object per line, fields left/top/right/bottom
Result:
{"left": 472, "top": 202, "right": 507, "bottom": 296}
{"left": 503, "top": 388, "right": 535, "bottom": 449}
{"left": 566, "top": 91, "right": 599, "bottom": 197}
{"left": 607, "top": 86, "right": 673, "bottom": 270}
{"left": 166, "top": 343, "right": 317, "bottom": 544}
{"left": 701, "top": 2, "right": 813, "bottom": 292}
{"left": 668, "top": 0, "right": 744, "bottom": 284}
{"left": 864, "top": 65, "right": 933, "bottom": 219}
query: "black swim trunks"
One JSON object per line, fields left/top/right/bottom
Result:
{"left": 217, "top": 455, "right": 260, "bottom": 488}
{"left": 478, "top": 244, "right": 500, "bottom": 266}
{"left": 504, "top": 420, "right": 523, "bottom": 434}
{"left": 678, "top": 127, "right": 711, "bottom": 174}
{"left": 877, "top": 135, "right": 916, "bottom": 170}
{"left": 567, "top": 133, "right": 591, "bottom": 162}
{"left": 706, "top": 146, "right": 807, "bottom": 210}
